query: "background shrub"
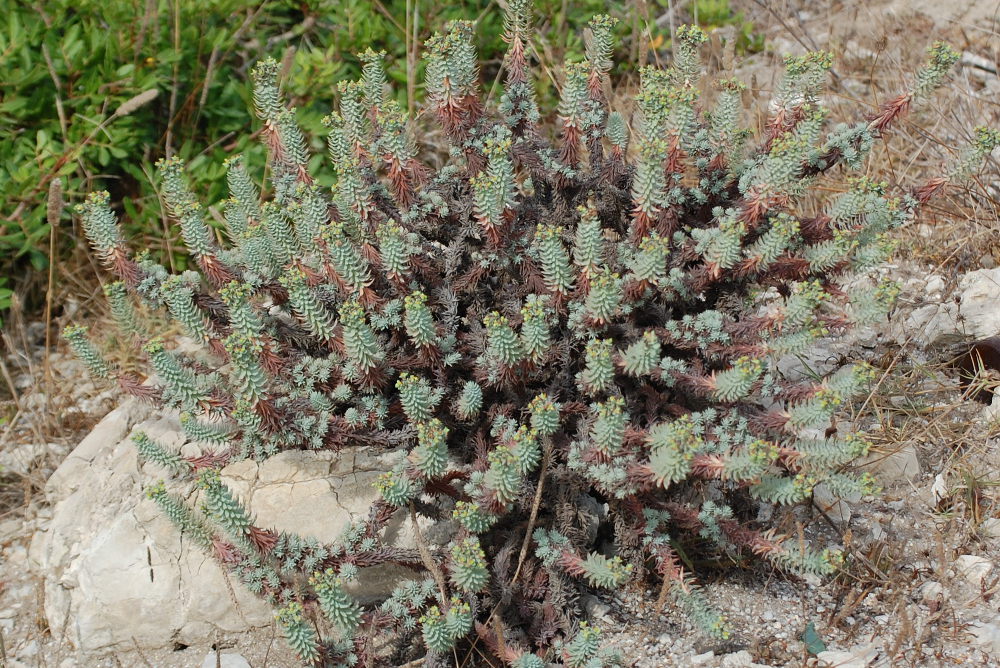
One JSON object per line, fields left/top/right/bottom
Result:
{"left": 1, "top": 0, "right": 644, "bottom": 325}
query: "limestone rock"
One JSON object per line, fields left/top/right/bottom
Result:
{"left": 862, "top": 444, "right": 921, "bottom": 484}
{"left": 813, "top": 483, "right": 853, "bottom": 526}
{"left": 958, "top": 268, "right": 1000, "bottom": 339}
{"left": 690, "top": 650, "right": 715, "bottom": 665}
{"left": 817, "top": 643, "right": 879, "bottom": 668}
{"left": 919, "top": 581, "right": 944, "bottom": 605}
{"left": 955, "top": 554, "right": 993, "bottom": 586}
{"left": 720, "top": 650, "right": 775, "bottom": 667}
{"left": 979, "top": 517, "right": 1000, "bottom": 539}
{"left": 33, "top": 399, "right": 439, "bottom": 654}
{"left": 892, "top": 302, "right": 961, "bottom": 347}
{"left": 969, "top": 622, "right": 1000, "bottom": 655}
{"left": 201, "top": 652, "right": 252, "bottom": 668}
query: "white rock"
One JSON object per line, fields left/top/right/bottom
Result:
{"left": 721, "top": 650, "right": 766, "bottom": 667}
{"left": 691, "top": 650, "right": 715, "bottom": 665}
{"left": 36, "top": 400, "right": 442, "bottom": 654}
{"left": 817, "top": 643, "right": 879, "bottom": 667}
{"left": 929, "top": 473, "right": 949, "bottom": 506}
{"left": 919, "top": 581, "right": 944, "bottom": 605}
{"left": 863, "top": 444, "right": 920, "bottom": 484}
{"left": 979, "top": 517, "right": 1000, "bottom": 539}
{"left": 894, "top": 303, "right": 961, "bottom": 347}
{"left": 775, "top": 341, "right": 840, "bottom": 382}
{"left": 955, "top": 554, "right": 993, "bottom": 586}
{"left": 813, "top": 484, "right": 852, "bottom": 526}
{"left": 17, "top": 640, "right": 39, "bottom": 658}
{"left": 969, "top": 622, "right": 1000, "bottom": 654}
{"left": 983, "top": 395, "right": 1000, "bottom": 423}
{"left": 958, "top": 268, "right": 1000, "bottom": 339}
{"left": 201, "top": 652, "right": 252, "bottom": 668}
{"left": 580, "top": 593, "right": 612, "bottom": 622}
{"left": 0, "top": 518, "right": 21, "bottom": 539}
{"left": 924, "top": 275, "right": 945, "bottom": 298}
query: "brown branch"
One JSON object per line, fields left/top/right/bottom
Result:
{"left": 409, "top": 501, "right": 449, "bottom": 605}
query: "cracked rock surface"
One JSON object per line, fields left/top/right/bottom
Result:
{"left": 30, "top": 400, "right": 442, "bottom": 653}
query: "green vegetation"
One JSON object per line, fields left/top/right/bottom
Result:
{"left": 0, "top": 0, "right": 629, "bottom": 314}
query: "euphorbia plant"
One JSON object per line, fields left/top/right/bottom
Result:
{"left": 65, "top": 2, "right": 998, "bottom": 665}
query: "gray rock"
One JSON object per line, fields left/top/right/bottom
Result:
{"left": 813, "top": 483, "right": 852, "bottom": 526}
{"left": 580, "top": 593, "right": 612, "bottom": 622}
{"left": 201, "top": 652, "right": 252, "bottom": 668}
{"left": 918, "top": 581, "right": 944, "bottom": 606}
{"left": 817, "top": 643, "right": 879, "bottom": 667}
{"left": 979, "top": 517, "right": 1000, "bottom": 539}
{"left": 955, "top": 554, "right": 993, "bottom": 586}
{"left": 958, "top": 268, "right": 1000, "bottom": 339}
{"left": 969, "top": 622, "right": 1000, "bottom": 654}
{"left": 775, "top": 341, "right": 840, "bottom": 382}
{"left": 691, "top": 650, "right": 715, "bottom": 665}
{"left": 893, "top": 302, "right": 961, "bottom": 348}
{"left": 862, "top": 444, "right": 921, "bottom": 484}
{"left": 35, "top": 399, "right": 440, "bottom": 654}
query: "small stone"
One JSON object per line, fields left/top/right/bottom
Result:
{"left": 721, "top": 650, "right": 753, "bottom": 667}
{"left": 657, "top": 633, "right": 671, "bottom": 646}
{"left": 929, "top": 473, "right": 949, "bottom": 506}
{"left": 691, "top": 650, "right": 715, "bottom": 665}
{"left": 919, "top": 581, "right": 944, "bottom": 605}
{"left": 17, "top": 640, "right": 39, "bottom": 658}
{"left": 581, "top": 594, "right": 612, "bottom": 621}
{"left": 955, "top": 555, "right": 993, "bottom": 586}
{"left": 870, "top": 521, "right": 886, "bottom": 541}
{"left": 924, "top": 275, "right": 945, "bottom": 297}
{"left": 979, "top": 518, "right": 1000, "bottom": 539}
{"left": 201, "top": 652, "right": 252, "bottom": 668}
{"left": 863, "top": 444, "right": 920, "bottom": 484}
{"left": 958, "top": 268, "right": 1000, "bottom": 339}
{"left": 813, "top": 484, "right": 852, "bottom": 525}
{"left": 969, "top": 622, "right": 1000, "bottom": 654}
{"left": 817, "top": 643, "right": 879, "bottom": 667}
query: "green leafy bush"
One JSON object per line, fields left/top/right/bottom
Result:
{"left": 65, "top": 2, "right": 997, "bottom": 666}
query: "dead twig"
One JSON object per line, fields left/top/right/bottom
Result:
{"left": 409, "top": 501, "right": 449, "bottom": 605}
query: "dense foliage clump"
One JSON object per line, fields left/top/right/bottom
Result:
{"left": 66, "top": 3, "right": 998, "bottom": 666}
